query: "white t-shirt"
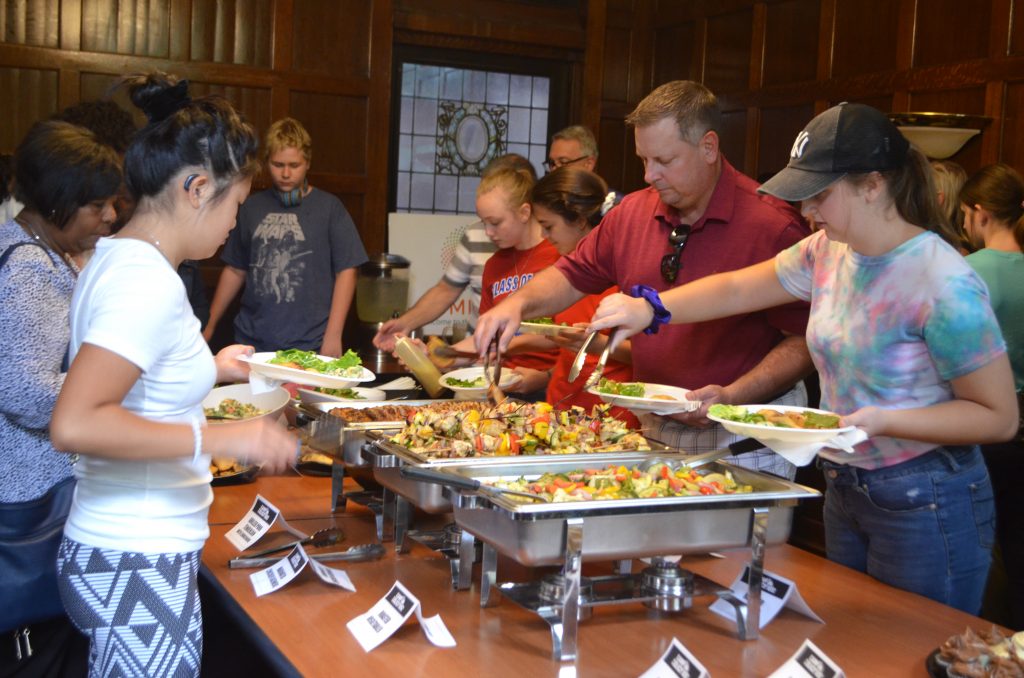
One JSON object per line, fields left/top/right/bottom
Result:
{"left": 65, "top": 238, "right": 216, "bottom": 553}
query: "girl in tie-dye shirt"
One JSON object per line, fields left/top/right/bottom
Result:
{"left": 588, "top": 103, "right": 1017, "bottom": 614}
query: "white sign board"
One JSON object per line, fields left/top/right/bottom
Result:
{"left": 387, "top": 212, "right": 480, "bottom": 337}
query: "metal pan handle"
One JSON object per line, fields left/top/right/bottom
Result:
{"left": 399, "top": 466, "right": 482, "bottom": 492}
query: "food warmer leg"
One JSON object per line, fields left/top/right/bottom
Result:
{"left": 479, "top": 507, "right": 771, "bottom": 661}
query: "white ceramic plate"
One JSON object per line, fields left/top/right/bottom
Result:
{"left": 202, "top": 383, "right": 291, "bottom": 424}
{"left": 239, "top": 351, "right": 375, "bottom": 389}
{"left": 586, "top": 383, "right": 702, "bottom": 414}
{"left": 519, "top": 321, "right": 585, "bottom": 337}
{"left": 440, "top": 366, "right": 522, "bottom": 399}
{"left": 296, "top": 386, "right": 387, "bottom": 405}
{"left": 706, "top": 404, "right": 854, "bottom": 443}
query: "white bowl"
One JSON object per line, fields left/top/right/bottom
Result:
{"left": 239, "top": 352, "right": 375, "bottom": 389}
{"left": 202, "top": 383, "right": 291, "bottom": 425}
{"left": 440, "top": 366, "right": 522, "bottom": 400}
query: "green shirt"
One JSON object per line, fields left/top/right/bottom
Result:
{"left": 967, "top": 248, "right": 1024, "bottom": 390}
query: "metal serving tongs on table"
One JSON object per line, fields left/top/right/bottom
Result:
{"left": 229, "top": 543, "right": 386, "bottom": 569}
{"left": 567, "top": 327, "right": 628, "bottom": 390}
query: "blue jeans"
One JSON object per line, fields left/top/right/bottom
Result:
{"left": 819, "top": 446, "right": 995, "bottom": 614}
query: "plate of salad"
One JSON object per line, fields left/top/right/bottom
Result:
{"left": 240, "top": 349, "right": 375, "bottom": 389}
{"left": 440, "top": 366, "right": 522, "bottom": 399}
{"left": 296, "top": 386, "right": 387, "bottom": 405}
{"left": 586, "top": 378, "right": 701, "bottom": 414}
{"left": 519, "top": 317, "right": 585, "bottom": 337}
{"left": 706, "top": 404, "right": 854, "bottom": 443}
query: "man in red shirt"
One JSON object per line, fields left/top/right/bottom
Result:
{"left": 475, "top": 81, "right": 813, "bottom": 477}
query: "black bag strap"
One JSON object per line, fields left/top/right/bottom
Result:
{"left": 0, "top": 240, "right": 50, "bottom": 270}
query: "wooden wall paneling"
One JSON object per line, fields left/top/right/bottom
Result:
{"left": 601, "top": 23, "right": 632, "bottom": 103}
{"left": 756, "top": 102, "right": 814, "bottom": 181}
{"left": 292, "top": 0, "right": 371, "bottom": 78}
{"left": 761, "top": 0, "right": 820, "bottom": 87}
{"left": 719, "top": 107, "right": 748, "bottom": 173}
{"left": 703, "top": 7, "right": 753, "bottom": 94}
{"left": 627, "top": 0, "right": 653, "bottom": 104}
{"left": 58, "top": 0, "right": 80, "bottom": 51}
{"left": 652, "top": 20, "right": 696, "bottom": 86}
{"left": 288, "top": 92, "right": 369, "bottom": 177}
{"left": 1010, "top": 0, "right": 1024, "bottom": 56}
{"left": 58, "top": 67, "right": 78, "bottom": 108}
{"left": 364, "top": 0, "right": 394, "bottom": 256}
{"left": 1, "top": 0, "right": 60, "bottom": 48}
{"left": 581, "top": 0, "right": 607, "bottom": 139}
{"left": 189, "top": 81, "right": 273, "bottom": 138}
{"left": 168, "top": 0, "right": 189, "bottom": 61}
{"left": 742, "top": 3, "right": 764, "bottom": 178}
{"left": 913, "top": 0, "right": 992, "bottom": 69}
{"left": 79, "top": 71, "right": 148, "bottom": 128}
{"left": 999, "top": 81, "right": 1024, "bottom": 169}
{"left": 0, "top": 66, "right": 59, "bottom": 152}
{"left": 190, "top": 0, "right": 272, "bottom": 68}
{"left": 983, "top": 80, "right": 1005, "bottom": 165}
{"left": 830, "top": 0, "right": 900, "bottom": 79}
{"left": 80, "top": 0, "right": 171, "bottom": 58}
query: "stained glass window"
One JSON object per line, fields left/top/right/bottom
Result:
{"left": 395, "top": 63, "right": 551, "bottom": 214}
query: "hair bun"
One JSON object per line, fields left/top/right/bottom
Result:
{"left": 136, "top": 78, "right": 191, "bottom": 124}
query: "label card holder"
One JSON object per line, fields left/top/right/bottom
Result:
{"left": 639, "top": 637, "right": 710, "bottom": 678}
{"left": 709, "top": 565, "right": 823, "bottom": 629}
{"left": 347, "top": 581, "right": 455, "bottom": 652}
{"left": 249, "top": 544, "right": 356, "bottom": 597}
{"left": 767, "top": 639, "right": 844, "bottom": 678}
{"left": 224, "top": 494, "right": 307, "bottom": 552}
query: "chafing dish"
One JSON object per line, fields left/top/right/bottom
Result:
{"left": 437, "top": 455, "right": 820, "bottom": 661}
{"left": 442, "top": 455, "right": 817, "bottom": 564}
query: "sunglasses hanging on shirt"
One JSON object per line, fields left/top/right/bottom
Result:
{"left": 660, "top": 224, "right": 691, "bottom": 284}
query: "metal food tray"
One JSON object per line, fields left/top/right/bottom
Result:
{"left": 302, "top": 399, "right": 447, "bottom": 465}
{"left": 364, "top": 432, "right": 672, "bottom": 514}
{"left": 443, "top": 455, "right": 821, "bottom": 565}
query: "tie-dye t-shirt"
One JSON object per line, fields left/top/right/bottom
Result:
{"left": 775, "top": 230, "right": 1006, "bottom": 470}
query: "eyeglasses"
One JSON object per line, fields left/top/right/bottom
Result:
{"left": 543, "top": 155, "right": 591, "bottom": 172}
{"left": 660, "top": 224, "right": 691, "bottom": 283}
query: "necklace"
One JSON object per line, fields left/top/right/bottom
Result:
{"left": 513, "top": 243, "right": 535, "bottom": 281}
{"left": 14, "top": 215, "right": 77, "bottom": 273}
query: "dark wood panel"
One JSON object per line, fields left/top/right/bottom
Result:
{"left": 831, "top": 0, "right": 900, "bottom": 79}
{"left": 704, "top": 7, "right": 753, "bottom": 94}
{"left": 81, "top": 0, "right": 171, "bottom": 58}
{"left": 602, "top": 25, "right": 633, "bottom": 103}
{"left": 762, "top": 0, "right": 819, "bottom": 86}
{"left": 189, "top": 81, "right": 273, "bottom": 139}
{"left": 652, "top": 21, "right": 696, "bottom": 86}
{"left": 190, "top": 0, "right": 272, "bottom": 68}
{"left": 0, "top": 66, "right": 59, "bottom": 152}
{"left": 0, "top": 0, "right": 60, "bottom": 48}
{"left": 757, "top": 102, "right": 814, "bottom": 180}
{"left": 719, "top": 107, "right": 748, "bottom": 173}
{"left": 1000, "top": 81, "right": 1024, "bottom": 170}
{"left": 914, "top": 0, "right": 992, "bottom": 68}
{"left": 289, "top": 91, "right": 369, "bottom": 177}
{"left": 292, "top": 0, "right": 372, "bottom": 78}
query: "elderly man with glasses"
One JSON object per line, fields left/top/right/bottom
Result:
{"left": 545, "top": 125, "right": 599, "bottom": 173}
{"left": 475, "top": 81, "right": 813, "bottom": 478}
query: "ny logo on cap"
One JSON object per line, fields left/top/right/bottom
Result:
{"left": 790, "top": 131, "right": 810, "bottom": 159}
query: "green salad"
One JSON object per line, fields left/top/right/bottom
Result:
{"left": 315, "top": 387, "right": 365, "bottom": 399}
{"left": 525, "top": 317, "right": 568, "bottom": 326}
{"left": 268, "top": 349, "right": 365, "bottom": 378}
{"left": 708, "top": 404, "right": 841, "bottom": 429}
{"left": 595, "top": 378, "right": 645, "bottom": 398}
{"left": 445, "top": 375, "right": 486, "bottom": 388}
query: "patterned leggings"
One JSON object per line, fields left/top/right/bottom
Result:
{"left": 56, "top": 537, "right": 203, "bottom": 677}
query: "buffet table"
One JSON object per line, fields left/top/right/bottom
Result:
{"left": 199, "top": 474, "right": 997, "bottom": 676}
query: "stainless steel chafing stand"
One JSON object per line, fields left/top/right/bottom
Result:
{"left": 438, "top": 457, "right": 821, "bottom": 662}
{"left": 362, "top": 430, "right": 675, "bottom": 591}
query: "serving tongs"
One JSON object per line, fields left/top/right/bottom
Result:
{"left": 400, "top": 466, "right": 551, "bottom": 503}
{"left": 640, "top": 437, "right": 766, "bottom": 472}
{"left": 484, "top": 336, "right": 507, "bottom": 405}
{"left": 228, "top": 543, "right": 385, "bottom": 569}
{"left": 233, "top": 526, "right": 344, "bottom": 562}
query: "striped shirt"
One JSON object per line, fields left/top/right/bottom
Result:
{"left": 442, "top": 220, "right": 496, "bottom": 317}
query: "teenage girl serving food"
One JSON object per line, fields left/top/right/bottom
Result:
{"left": 588, "top": 103, "right": 1017, "bottom": 614}
{"left": 50, "top": 73, "right": 298, "bottom": 675}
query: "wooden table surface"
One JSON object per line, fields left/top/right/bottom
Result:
{"left": 203, "top": 474, "right": 990, "bottom": 677}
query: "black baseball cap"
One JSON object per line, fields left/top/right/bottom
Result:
{"left": 758, "top": 102, "right": 910, "bottom": 202}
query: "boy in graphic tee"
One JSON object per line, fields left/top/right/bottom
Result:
{"left": 204, "top": 117, "right": 368, "bottom": 354}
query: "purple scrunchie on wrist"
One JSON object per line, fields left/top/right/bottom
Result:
{"left": 629, "top": 284, "right": 672, "bottom": 335}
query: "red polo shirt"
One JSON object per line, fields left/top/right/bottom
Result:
{"left": 554, "top": 160, "right": 810, "bottom": 390}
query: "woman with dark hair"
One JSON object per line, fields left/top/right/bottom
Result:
{"left": 958, "top": 162, "right": 1024, "bottom": 627}
{"left": 590, "top": 103, "right": 1017, "bottom": 614}
{"left": 0, "top": 120, "right": 120, "bottom": 671}
{"left": 524, "top": 166, "right": 634, "bottom": 418}
{"left": 50, "top": 73, "right": 298, "bottom": 676}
